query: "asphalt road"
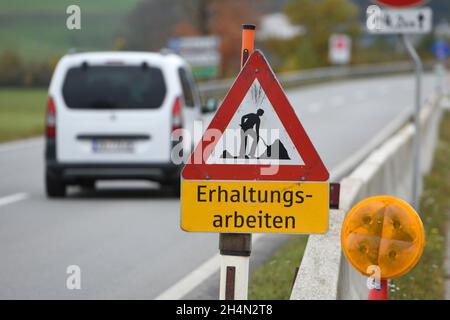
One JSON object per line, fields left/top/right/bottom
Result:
{"left": 0, "top": 73, "right": 435, "bottom": 299}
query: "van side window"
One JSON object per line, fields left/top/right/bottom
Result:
{"left": 178, "top": 67, "right": 195, "bottom": 108}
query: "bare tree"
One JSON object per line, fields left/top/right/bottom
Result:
{"left": 127, "top": 0, "right": 183, "bottom": 50}
{"left": 127, "top": 0, "right": 261, "bottom": 75}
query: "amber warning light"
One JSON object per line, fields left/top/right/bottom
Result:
{"left": 341, "top": 195, "right": 425, "bottom": 280}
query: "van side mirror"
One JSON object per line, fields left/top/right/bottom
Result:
{"left": 201, "top": 97, "right": 219, "bottom": 114}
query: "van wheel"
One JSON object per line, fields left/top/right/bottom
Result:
{"left": 173, "top": 179, "right": 181, "bottom": 197}
{"left": 161, "top": 180, "right": 180, "bottom": 197}
{"left": 46, "top": 172, "right": 66, "bottom": 198}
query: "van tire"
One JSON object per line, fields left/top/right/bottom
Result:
{"left": 46, "top": 172, "right": 66, "bottom": 198}
{"left": 161, "top": 179, "right": 180, "bottom": 197}
{"left": 173, "top": 179, "right": 181, "bottom": 197}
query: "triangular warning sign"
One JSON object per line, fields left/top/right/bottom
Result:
{"left": 182, "top": 50, "right": 329, "bottom": 182}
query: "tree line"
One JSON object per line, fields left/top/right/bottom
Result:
{"left": 0, "top": 0, "right": 445, "bottom": 87}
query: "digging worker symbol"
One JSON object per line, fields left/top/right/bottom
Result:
{"left": 239, "top": 108, "right": 264, "bottom": 158}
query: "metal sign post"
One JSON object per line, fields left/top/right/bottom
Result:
{"left": 219, "top": 24, "right": 255, "bottom": 300}
{"left": 401, "top": 34, "right": 423, "bottom": 211}
{"left": 367, "top": 1, "right": 433, "bottom": 211}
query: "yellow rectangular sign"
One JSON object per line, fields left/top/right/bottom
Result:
{"left": 181, "top": 180, "right": 329, "bottom": 234}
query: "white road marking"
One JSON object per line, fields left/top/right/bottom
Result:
{"left": 154, "top": 234, "right": 263, "bottom": 300}
{"left": 0, "top": 193, "right": 28, "bottom": 207}
{"left": 155, "top": 253, "right": 220, "bottom": 300}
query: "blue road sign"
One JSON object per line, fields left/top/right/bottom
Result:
{"left": 167, "top": 37, "right": 181, "bottom": 52}
{"left": 432, "top": 38, "right": 450, "bottom": 61}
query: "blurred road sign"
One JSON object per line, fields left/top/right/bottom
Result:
{"left": 367, "top": 7, "right": 432, "bottom": 34}
{"left": 329, "top": 34, "right": 351, "bottom": 65}
{"left": 432, "top": 38, "right": 450, "bottom": 61}
{"left": 181, "top": 50, "right": 329, "bottom": 234}
{"left": 373, "top": 0, "right": 428, "bottom": 7}
{"left": 368, "top": 1, "right": 431, "bottom": 211}
{"left": 341, "top": 195, "right": 425, "bottom": 279}
{"left": 167, "top": 36, "right": 221, "bottom": 79}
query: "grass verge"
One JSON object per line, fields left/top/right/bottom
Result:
{"left": 248, "top": 235, "right": 308, "bottom": 300}
{"left": 391, "top": 111, "right": 450, "bottom": 299}
{"left": 0, "top": 88, "right": 47, "bottom": 142}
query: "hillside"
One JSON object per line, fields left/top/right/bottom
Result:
{"left": 0, "top": 0, "right": 447, "bottom": 64}
{"left": 0, "top": 0, "right": 140, "bottom": 62}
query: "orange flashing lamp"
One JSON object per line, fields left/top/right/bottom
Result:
{"left": 341, "top": 195, "right": 425, "bottom": 279}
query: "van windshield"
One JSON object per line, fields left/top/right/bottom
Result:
{"left": 62, "top": 65, "right": 166, "bottom": 109}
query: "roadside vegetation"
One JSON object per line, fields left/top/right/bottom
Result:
{"left": 249, "top": 111, "right": 450, "bottom": 300}
{"left": 1, "top": 0, "right": 444, "bottom": 88}
{"left": 0, "top": 89, "right": 47, "bottom": 142}
{"left": 248, "top": 235, "right": 308, "bottom": 299}
{"left": 391, "top": 111, "right": 450, "bottom": 300}
{"left": 0, "top": 0, "right": 140, "bottom": 62}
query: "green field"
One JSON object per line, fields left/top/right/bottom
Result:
{"left": 0, "top": 0, "right": 140, "bottom": 12}
{"left": 0, "top": 0, "right": 141, "bottom": 62}
{"left": 0, "top": 88, "right": 47, "bottom": 141}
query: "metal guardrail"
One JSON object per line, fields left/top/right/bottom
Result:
{"left": 198, "top": 61, "right": 434, "bottom": 98}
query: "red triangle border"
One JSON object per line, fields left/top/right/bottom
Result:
{"left": 182, "top": 50, "right": 329, "bottom": 182}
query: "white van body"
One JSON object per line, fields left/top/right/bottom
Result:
{"left": 45, "top": 51, "right": 201, "bottom": 197}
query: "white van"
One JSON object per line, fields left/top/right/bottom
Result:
{"left": 45, "top": 51, "right": 204, "bottom": 197}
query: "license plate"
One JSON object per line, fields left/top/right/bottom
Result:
{"left": 92, "top": 139, "right": 134, "bottom": 153}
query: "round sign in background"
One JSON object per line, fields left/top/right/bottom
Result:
{"left": 373, "top": 0, "right": 429, "bottom": 8}
{"left": 341, "top": 195, "right": 425, "bottom": 279}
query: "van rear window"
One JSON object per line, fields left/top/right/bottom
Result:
{"left": 62, "top": 65, "right": 166, "bottom": 109}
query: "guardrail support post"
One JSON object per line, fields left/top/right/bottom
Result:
{"left": 402, "top": 34, "right": 423, "bottom": 211}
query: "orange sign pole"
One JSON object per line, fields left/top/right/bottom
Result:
{"left": 241, "top": 24, "right": 255, "bottom": 67}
